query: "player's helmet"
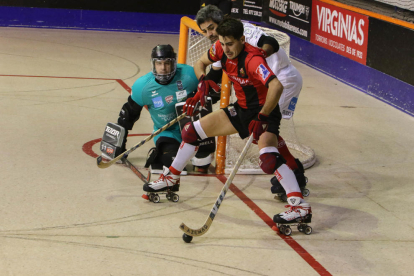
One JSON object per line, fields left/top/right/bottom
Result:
{"left": 151, "top": 45, "right": 177, "bottom": 84}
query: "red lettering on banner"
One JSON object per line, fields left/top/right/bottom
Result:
{"left": 311, "top": 0, "right": 368, "bottom": 64}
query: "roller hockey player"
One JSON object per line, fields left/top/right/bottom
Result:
{"left": 102, "top": 45, "right": 215, "bottom": 202}
{"left": 148, "top": 18, "right": 312, "bottom": 231}
{"left": 196, "top": 5, "right": 309, "bottom": 201}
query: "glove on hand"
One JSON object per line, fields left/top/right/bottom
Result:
{"left": 183, "top": 75, "right": 220, "bottom": 116}
{"left": 183, "top": 92, "right": 201, "bottom": 116}
{"left": 248, "top": 113, "right": 269, "bottom": 142}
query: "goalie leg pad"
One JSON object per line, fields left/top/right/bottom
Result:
{"left": 259, "top": 147, "right": 286, "bottom": 174}
{"left": 158, "top": 137, "right": 180, "bottom": 167}
{"left": 100, "top": 122, "right": 127, "bottom": 159}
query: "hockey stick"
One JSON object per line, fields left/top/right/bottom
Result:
{"left": 97, "top": 113, "right": 187, "bottom": 169}
{"left": 121, "top": 158, "right": 150, "bottom": 184}
{"left": 180, "top": 134, "right": 254, "bottom": 237}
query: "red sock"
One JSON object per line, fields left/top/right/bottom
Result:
{"left": 277, "top": 136, "right": 298, "bottom": 170}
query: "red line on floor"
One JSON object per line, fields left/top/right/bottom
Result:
{"left": 215, "top": 174, "right": 332, "bottom": 276}
{"left": 116, "top": 79, "right": 132, "bottom": 93}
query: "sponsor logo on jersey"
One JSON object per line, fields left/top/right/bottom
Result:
{"left": 152, "top": 96, "right": 164, "bottom": 108}
{"left": 239, "top": 68, "right": 245, "bottom": 77}
{"left": 228, "top": 75, "right": 252, "bottom": 85}
{"left": 282, "top": 110, "right": 293, "bottom": 117}
{"left": 256, "top": 64, "right": 270, "bottom": 81}
{"left": 288, "top": 97, "right": 298, "bottom": 111}
{"left": 165, "top": 95, "right": 173, "bottom": 104}
{"left": 106, "top": 148, "right": 114, "bottom": 155}
{"left": 157, "top": 113, "right": 175, "bottom": 122}
{"left": 176, "top": 90, "right": 187, "bottom": 102}
{"left": 151, "top": 90, "right": 158, "bottom": 96}
{"left": 177, "top": 80, "right": 183, "bottom": 91}
{"left": 105, "top": 126, "right": 120, "bottom": 138}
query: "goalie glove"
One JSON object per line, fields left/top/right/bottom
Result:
{"left": 248, "top": 113, "right": 269, "bottom": 143}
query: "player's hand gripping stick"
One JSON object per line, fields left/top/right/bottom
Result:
{"left": 248, "top": 112, "right": 269, "bottom": 143}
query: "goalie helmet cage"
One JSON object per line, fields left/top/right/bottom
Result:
{"left": 178, "top": 16, "right": 316, "bottom": 174}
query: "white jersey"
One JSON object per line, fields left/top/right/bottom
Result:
{"left": 213, "top": 22, "right": 303, "bottom": 119}
{"left": 213, "top": 22, "right": 290, "bottom": 75}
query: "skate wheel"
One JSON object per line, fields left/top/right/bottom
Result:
{"left": 279, "top": 225, "right": 286, "bottom": 234}
{"left": 305, "top": 176, "right": 308, "bottom": 184}
{"left": 166, "top": 193, "right": 172, "bottom": 201}
{"left": 304, "top": 226, "right": 312, "bottom": 235}
{"left": 152, "top": 194, "right": 160, "bottom": 203}
{"left": 302, "top": 189, "right": 310, "bottom": 197}
{"left": 284, "top": 226, "right": 292, "bottom": 236}
{"left": 148, "top": 194, "right": 154, "bottom": 202}
{"left": 142, "top": 194, "right": 149, "bottom": 200}
{"left": 172, "top": 194, "right": 179, "bottom": 202}
{"left": 182, "top": 233, "right": 193, "bottom": 243}
{"left": 297, "top": 224, "right": 304, "bottom": 232}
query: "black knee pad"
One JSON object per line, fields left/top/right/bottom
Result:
{"left": 144, "top": 147, "right": 158, "bottom": 168}
{"left": 157, "top": 137, "right": 180, "bottom": 167}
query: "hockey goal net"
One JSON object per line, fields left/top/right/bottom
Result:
{"left": 178, "top": 16, "right": 316, "bottom": 174}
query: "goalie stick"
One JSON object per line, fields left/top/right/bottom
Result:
{"left": 180, "top": 134, "right": 254, "bottom": 237}
{"left": 97, "top": 113, "right": 187, "bottom": 169}
{"left": 121, "top": 158, "right": 150, "bottom": 184}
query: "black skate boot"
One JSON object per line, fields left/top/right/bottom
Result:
{"left": 142, "top": 166, "right": 180, "bottom": 203}
{"left": 271, "top": 159, "right": 309, "bottom": 202}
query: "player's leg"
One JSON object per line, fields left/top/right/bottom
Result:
{"left": 276, "top": 66, "right": 303, "bottom": 171}
{"left": 145, "top": 136, "right": 189, "bottom": 175}
{"left": 144, "top": 109, "right": 237, "bottom": 192}
{"left": 258, "top": 108, "right": 312, "bottom": 224}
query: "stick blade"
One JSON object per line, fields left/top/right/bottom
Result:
{"left": 179, "top": 218, "right": 213, "bottom": 237}
{"left": 96, "top": 156, "right": 114, "bottom": 169}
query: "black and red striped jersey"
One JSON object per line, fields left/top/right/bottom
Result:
{"left": 207, "top": 41, "right": 276, "bottom": 109}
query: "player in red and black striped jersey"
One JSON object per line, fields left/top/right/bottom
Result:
{"left": 207, "top": 38, "right": 276, "bottom": 109}
{"left": 147, "top": 18, "right": 312, "bottom": 225}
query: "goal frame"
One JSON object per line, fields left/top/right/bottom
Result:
{"left": 178, "top": 16, "right": 230, "bottom": 174}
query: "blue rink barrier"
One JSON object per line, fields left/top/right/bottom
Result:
{"left": 0, "top": 6, "right": 192, "bottom": 34}
{"left": 290, "top": 35, "right": 414, "bottom": 117}
{"left": 1, "top": 6, "right": 412, "bottom": 116}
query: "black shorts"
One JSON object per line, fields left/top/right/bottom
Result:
{"left": 222, "top": 102, "right": 282, "bottom": 139}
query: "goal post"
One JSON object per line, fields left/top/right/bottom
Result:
{"left": 177, "top": 16, "right": 316, "bottom": 174}
{"left": 178, "top": 16, "right": 231, "bottom": 174}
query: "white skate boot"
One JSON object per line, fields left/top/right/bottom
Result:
{"left": 273, "top": 197, "right": 313, "bottom": 236}
{"left": 142, "top": 166, "right": 180, "bottom": 203}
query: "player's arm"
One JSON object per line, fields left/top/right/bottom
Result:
{"left": 194, "top": 51, "right": 214, "bottom": 79}
{"left": 257, "top": 35, "right": 280, "bottom": 57}
{"left": 118, "top": 95, "right": 143, "bottom": 131}
{"left": 259, "top": 78, "right": 284, "bottom": 116}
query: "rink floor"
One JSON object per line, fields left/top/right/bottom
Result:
{"left": 1, "top": 27, "right": 414, "bottom": 276}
